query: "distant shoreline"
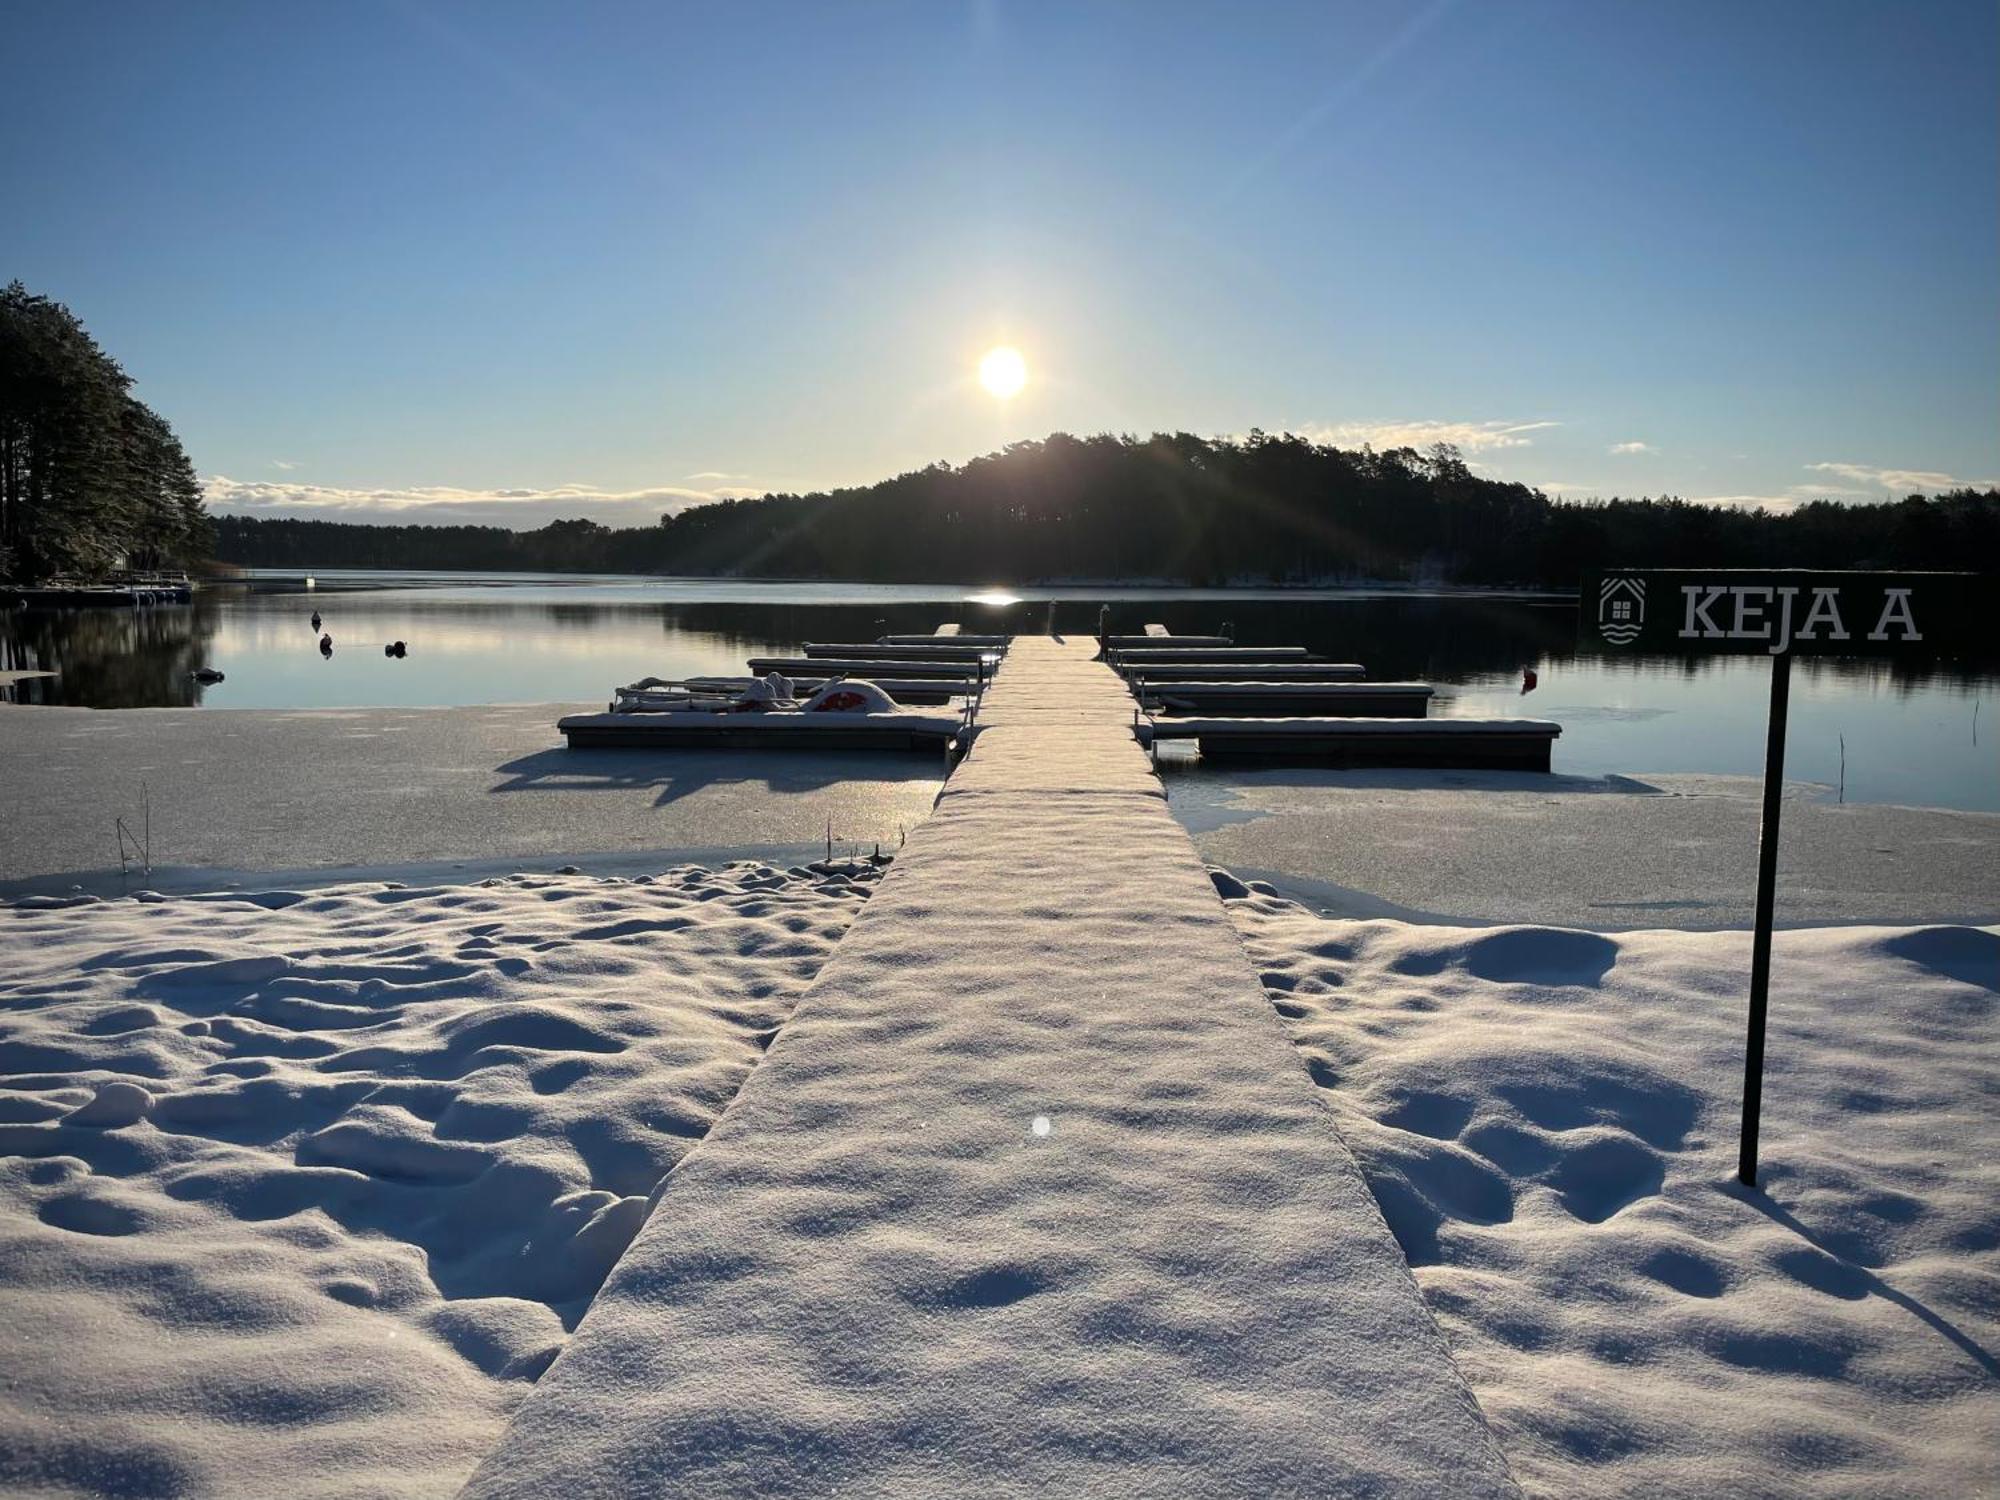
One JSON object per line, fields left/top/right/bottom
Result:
{"left": 221, "top": 567, "right": 1583, "bottom": 600}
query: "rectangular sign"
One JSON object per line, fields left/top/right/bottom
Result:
{"left": 1580, "top": 570, "right": 1989, "bottom": 657}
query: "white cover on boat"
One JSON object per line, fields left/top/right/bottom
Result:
{"left": 738, "top": 673, "right": 795, "bottom": 707}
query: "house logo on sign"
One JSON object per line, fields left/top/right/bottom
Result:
{"left": 1598, "top": 574, "right": 1645, "bottom": 644}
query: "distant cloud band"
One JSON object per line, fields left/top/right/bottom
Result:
{"left": 1287, "top": 419, "right": 1560, "bottom": 453}
{"left": 204, "top": 475, "right": 762, "bottom": 528}
{"left": 1804, "top": 461, "right": 1987, "bottom": 494}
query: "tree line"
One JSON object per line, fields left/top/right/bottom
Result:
{"left": 0, "top": 283, "right": 211, "bottom": 582}
{"left": 216, "top": 430, "right": 1997, "bottom": 586}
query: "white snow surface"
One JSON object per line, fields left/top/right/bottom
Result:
{"left": 463, "top": 638, "right": 1516, "bottom": 1500}
{"left": 0, "top": 703, "right": 942, "bottom": 897}
{"left": 553, "top": 710, "right": 960, "bottom": 735}
{"left": 1225, "top": 886, "right": 1999, "bottom": 1499}
{"left": 1146, "top": 717, "right": 1558, "bottom": 735}
{"left": 0, "top": 862, "right": 874, "bottom": 1498}
{"left": 8, "top": 637, "right": 1988, "bottom": 1499}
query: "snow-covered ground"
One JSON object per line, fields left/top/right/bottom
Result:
{"left": 1170, "top": 768, "right": 2000, "bottom": 929}
{"left": 1223, "top": 879, "right": 1999, "bottom": 1499}
{"left": 0, "top": 703, "right": 943, "bottom": 897}
{"left": 0, "top": 863, "right": 876, "bottom": 1498}
{"left": 4, "top": 836, "right": 1993, "bottom": 1496}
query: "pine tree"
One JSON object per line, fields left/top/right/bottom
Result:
{"left": 0, "top": 281, "right": 209, "bottom": 581}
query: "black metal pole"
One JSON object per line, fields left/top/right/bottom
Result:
{"left": 1739, "top": 650, "right": 1792, "bottom": 1187}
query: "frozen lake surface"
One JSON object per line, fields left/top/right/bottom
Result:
{"left": 1, "top": 572, "right": 1993, "bottom": 812}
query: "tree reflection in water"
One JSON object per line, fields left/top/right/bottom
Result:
{"left": 0, "top": 591, "right": 1990, "bottom": 710}
{"left": 0, "top": 598, "right": 222, "bottom": 707}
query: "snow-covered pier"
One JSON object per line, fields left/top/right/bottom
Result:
{"left": 464, "top": 637, "right": 1515, "bottom": 1498}
{"left": 1138, "top": 715, "right": 1562, "bottom": 768}
{"left": 745, "top": 654, "right": 984, "bottom": 680}
{"left": 1137, "top": 679, "right": 1437, "bottom": 716}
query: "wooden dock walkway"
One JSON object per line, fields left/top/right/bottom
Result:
{"left": 463, "top": 637, "right": 1515, "bottom": 1499}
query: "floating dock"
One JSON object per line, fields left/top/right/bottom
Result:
{"left": 1140, "top": 680, "right": 1435, "bottom": 717}
{"left": 1098, "top": 632, "right": 1233, "bottom": 650}
{"left": 467, "top": 637, "right": 1516, "bottom": 1499}
{"left": 1109, "top": 645, "right": 1313, "bottom": 663}
{"left": 684, "top": 675, "right": 970, "bottom": 706}
{"left": 0, "top": 580, "right": 192, "bottom": 608}
{"left": 798, "top": 641, "right": 1001, "bottom": 661}
{"left": 746, "top": 656, "right": 984, "bottom": 681}
{"left": 1117, "top": 661, "right": 1366, "bottom": 682}
{"left": 879, "top": 631, "right": 1009, "bottom": 646}
{"left": 1139, "top": 715, "right": 1560, "bottom": 768}
{"left": 555, "top": 708, "right": 965, "bottom": 751}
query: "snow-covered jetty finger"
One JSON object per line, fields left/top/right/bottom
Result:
{"left": 1137, "top": 716, "right": 1562, "bottom": 769}
{"left": 463, "top": 638, "right": 1517, "bottom": 1499}
{"left": 555, "top": 707, "right": 964, "bottom": 751}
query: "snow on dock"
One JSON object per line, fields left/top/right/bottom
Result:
{"left": 798, "top": 642, "right": 1000, "bottom": 660}
{"left": 1139, "top": 716, "right": 1562, "bottom": 769}
{"left": 554, "top": 709, "right": 965, "bottom": 751}
{"left": 879, "top": 632, "right": 1009, "bottom": 647}
{"left": 548, "top": 708, "right": 960, "bottom": 748}
{"left": 1109, "top": 644, "right": 1313, "bottom": 663}
{"left": 1116, "top": 661, "right": 1366, "bottom": 681}
{"left": 687, "top": 675, "right": 970, "bottom": 705}
{"left": 464, "top": 637, "right": 1515, "bottom": 1499}
{"left": 1139, "top": 680, "right": 1437, "bottom": 717}
{"left": 746, "top": 656, "right": 983, "bottom": 680}
{"left": 1098, "top": 633, "right": 1233, "bottom": 650}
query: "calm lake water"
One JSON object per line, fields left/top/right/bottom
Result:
{"left": 4, "top": 570, "right": 1995, "bottom": 813}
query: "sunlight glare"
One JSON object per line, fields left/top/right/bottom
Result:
{"left": 978, "top": 346, "right": 1027, "bottom": 399}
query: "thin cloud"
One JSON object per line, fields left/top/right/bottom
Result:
{"left": 1608, "top": 441, "right": 1655, "bottom": 455}
{"left": 271, "top": 459, "right": 301, "bottom": 471}
{"left": 204, "top": 476, "right": 761, "bottom": 529}
{"left": 684, "top": 470, "right": 748, "bottom": 481}
{"left": 1692, "top": 484, "right": 1866, "bottom": 511}
{"left": 1291, "top": 419, "right": 1560, "bottom": 453}
{"left": 1693, "top": 464, "right": 1997, "bottom": 512}
{"left": 1805, "top": 461, "right": 1992, "bottom": 494}
{"left": 1557, "top": 483, "right": 1858, "bottom": 509}
{"left": 1689, "top": 494, "right": 1802, "bottom": 512}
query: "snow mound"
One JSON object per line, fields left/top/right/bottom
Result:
{"left": 0, "top": 863, "right": 873, "bottom": 1498}
{"left": 1226, "top": 885, "right": 1999, "bottom": 1499}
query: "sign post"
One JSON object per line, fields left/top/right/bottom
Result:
{"left": 1740, "top": 648, "right": 1789, "bottom": 1187}
{"left": 1581, "top": 570, "right": 1985, "bottom": 1188}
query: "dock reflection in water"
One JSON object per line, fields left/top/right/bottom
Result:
{"left": 1, "top": 581, "right": 1992, "bottom": 811}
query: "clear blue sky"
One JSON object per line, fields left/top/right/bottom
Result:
{"left": 5, "top": 0, "right": 1995, "bottom": 527}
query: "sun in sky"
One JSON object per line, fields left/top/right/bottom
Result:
{"left": 978, "top": 345, "right": 1027, "bottom": 400}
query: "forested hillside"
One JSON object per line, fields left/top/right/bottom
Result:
{"left": 0, "top": 284, "right": 210, "bottom": 581}
{"left": 215, "top": 431, "right": 1997, "bottom": 586}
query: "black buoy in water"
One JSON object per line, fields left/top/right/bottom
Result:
{"left": 311, "top": 611, "right": 322, "bottom": 631}
{"left": 319, "top": 633, "right": 333, "bottom": 658}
